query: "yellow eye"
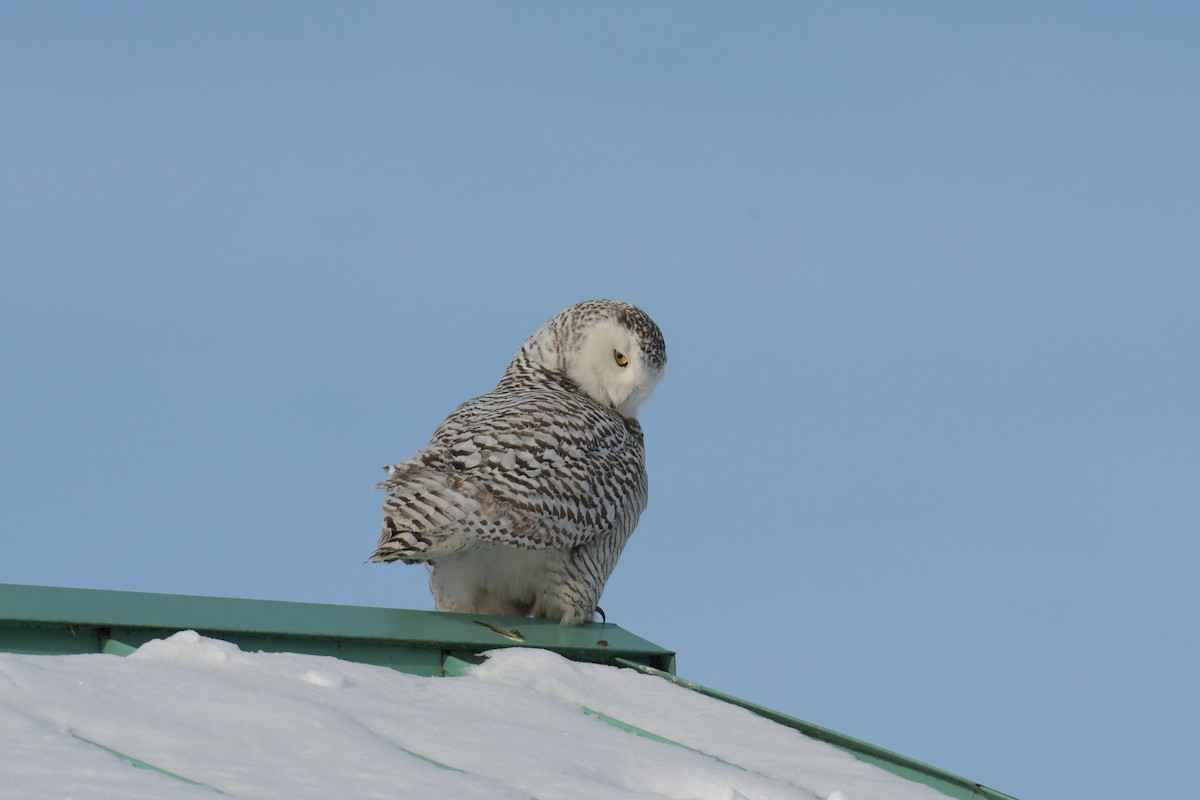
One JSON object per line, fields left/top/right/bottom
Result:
{"left": 613, "top": 350, "right": 629, "bottom": 367}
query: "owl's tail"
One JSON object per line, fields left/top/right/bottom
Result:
{"left": 369, "top": 462, "right": 476, "bottom": 564}
{"left": 368, "top": 517, "right": 433, "bottom": 564}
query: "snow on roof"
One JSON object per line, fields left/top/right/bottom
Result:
{"left": 1, "top": 630, "right": 950, "bottom": 800}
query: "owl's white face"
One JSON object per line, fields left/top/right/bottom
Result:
{"left": 566, "top": 319, "right": 665, "bottom": 419}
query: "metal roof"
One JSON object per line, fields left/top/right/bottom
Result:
{"left": 0, "top": 583, "right": 1017, "bottom": 800}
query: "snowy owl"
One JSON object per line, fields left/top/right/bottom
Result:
{"left": 369, "top": 299, "right": 667, "bottom": 624}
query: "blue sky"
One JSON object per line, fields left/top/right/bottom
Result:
{"left": 2, "top": 5, "right": 1197, "bottom": 799}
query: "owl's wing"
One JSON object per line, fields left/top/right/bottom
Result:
{"left": 374, "top": 390, "right": 646, "bottom": 559}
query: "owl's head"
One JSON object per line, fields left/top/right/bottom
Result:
{"left": 513, "top": 299, "right": 667, "bottom": 419}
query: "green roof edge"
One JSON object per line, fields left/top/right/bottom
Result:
{"left": 0, "top": 582, "right": 674, "bottom": 675}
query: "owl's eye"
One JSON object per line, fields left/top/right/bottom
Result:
{"left": 613, "top": 350, "right": 629, "bottom": 367}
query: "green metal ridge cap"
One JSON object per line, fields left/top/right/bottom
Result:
{"left": 0, "top": 582, "right": 674, "bottom": 665}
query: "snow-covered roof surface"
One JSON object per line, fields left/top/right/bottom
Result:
{"left": 2, "top": 631, "right": 952, "bottom": 800}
